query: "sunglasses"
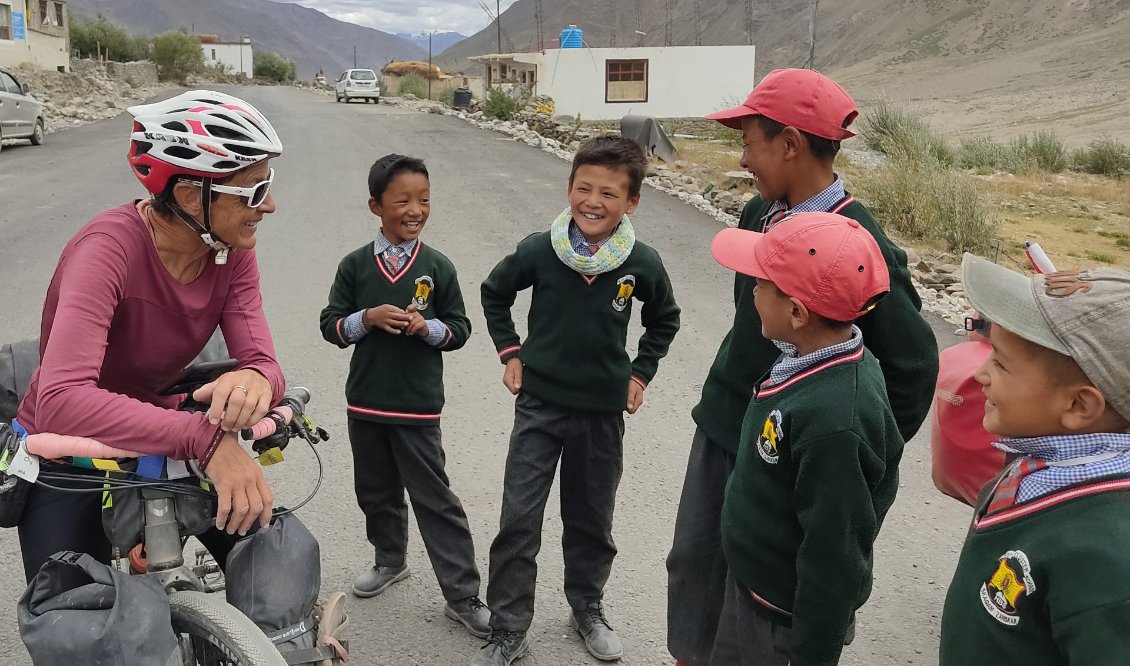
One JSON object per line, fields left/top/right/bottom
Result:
{"left": 185, "top": 168, "right": 275, "bottom": 208}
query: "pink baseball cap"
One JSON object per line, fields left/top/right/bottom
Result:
{"left": 706, "top": 69, "right": 858, "bottom": 140}
{"left": 711, "top": 212, "right": 890, "bottom": 322}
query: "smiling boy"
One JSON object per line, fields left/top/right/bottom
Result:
{"left": 473, "top": 137, "right": 681, "bottom": 666}
{"left": 940, "top": 256, "right": 1130, "bottom": 666}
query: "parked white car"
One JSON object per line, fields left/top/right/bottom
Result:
{"left": 0, "top": 67, "right": 46, "bottom": 154}
{"left": 335, "top": 69, "right": 380, "bottom": 104}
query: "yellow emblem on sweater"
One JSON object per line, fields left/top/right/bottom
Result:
{"left": 613, "top": 275, "right": 636, "bottom": 312}
{"left": 413, "top": 276, "right": 435, "bottom": 311}
{"left": 980, "top": 550, "right": 1035, "bottom": 626}
{"left": 757, "top": 410, "right": 783, "bottom": 464}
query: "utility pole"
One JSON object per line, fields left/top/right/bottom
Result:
{"left": 496, "top": 0, "right": 502, "bottom": 53}
{"left": 664, "top": 0, "right": 672, "bottom": 46}
{"left": 353, "top": 45, "right": 357, "bottom": 68}
{"left": 609, "top": 4, "right": 617, "bottom": 47}
{"left": 746, "top": 0, "right": 754, "bottom": 45}
{"left": 534, "top": 0, "right": 544, "bottom": 50}
{"left": 806, "top": 0, "right": 819, "bottom": 68}
{"left": 693, "top": 0, "right": 702, "bottom": 46}
{"left": 428, "top": 30, "right": 434, "bottom": 100}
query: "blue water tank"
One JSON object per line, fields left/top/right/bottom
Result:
{"left": 560, "top": 25, "right": 583, "bottom": 48}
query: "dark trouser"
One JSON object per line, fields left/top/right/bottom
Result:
{"left": 18, "top": 465, "right": 238, "bottom": 583}
{"left": 347, "top": 418, "right": 480, "bottom": 601}
{"left": 486, "top": 392, "right": 625, "bottom": 632}
{"left": 709, "top": 574, "right": 792, "bottom": 666}
{"left": 666, "top": 428, "right": 737, "bottom": 665}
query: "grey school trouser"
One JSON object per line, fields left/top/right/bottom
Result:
{"left": 709, "top": 574, "right": 793, "bottom": 666}
{"left": 666, "top": 428, "right": 737, "bottom": 665}
{"left": 486, "top": 392, "right": 626, "bottom": 632}
{"left": 347, "top": 418, "right": 480, "bottom": 601}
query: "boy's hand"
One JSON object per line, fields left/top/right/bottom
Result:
{"left": 502, "top": 358, "right": 523, "bottom": 395}
{"left": 404, "top": 303, "right": 430, "bottom": 337}
{"left": 365, "top": 304, "right": 411, "bottom": 334}
{"left": 205, "top": 433, "right": 274, "bottom": 535}
{"left": 626, "top": 380, "right": 645, "bottom": 414}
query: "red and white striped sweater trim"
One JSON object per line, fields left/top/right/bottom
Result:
{"left": 374, "top": 241, "right": 422, "bottom": 284}
{"left": 347, "top": 405, "right": 441, "bottom": 420}
{"left": 976, "top": 477, "right": 1130, "bottom": 529}
{"left": 756, "top": 346, "right": 865, "bottom": 398}
{"left": 497, "top": 345, "right": 521, "bottom": 359}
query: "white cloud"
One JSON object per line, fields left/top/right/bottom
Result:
{"left": 278, "top": 0, "right": 520, "bottom": 36}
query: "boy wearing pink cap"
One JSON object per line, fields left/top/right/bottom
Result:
{"left": 709, "top": 212, "right": 903, "bottom": 666}
{"left": 667, "top": 69, "right": 937, "bottom": 665}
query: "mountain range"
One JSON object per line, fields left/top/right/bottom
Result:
{"left": 395, "top": 32, "right": 467, "bottom": 57}
{"left": 66, "top": 0, "right": 427, "bottom": 78}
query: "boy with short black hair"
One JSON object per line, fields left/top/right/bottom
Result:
{"left": 940, "top": 256, "right": 1130, "bottom": 665}
{"left": 667, "top": 69, "right": 939, "bottom": 665}
{"left": 708, "top": 211, "right": 904, "bottom": 666}
{"left": 319, "top": 153, "right": 490, "bottom": 639}
{"left": 472, "top": 136, "right": 681, "bottom": 666}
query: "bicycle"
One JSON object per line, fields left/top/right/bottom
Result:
{"left": 1, "top": 358, "right": 337, "bottom": 666}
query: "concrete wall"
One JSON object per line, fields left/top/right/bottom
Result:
{"left": 202, "top": 42, "right": 253, "bottom": 79}
{"left": 0, "top": 0, "right": 68, "bottom": 72}
{"left": 536, "top": 45, "right": 756, "bottom": 120}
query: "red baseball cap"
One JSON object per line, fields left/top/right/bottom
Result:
{"left": 711, "top": 212, "right": 890, "bottom": 322}
{"left": 706, "top": 69, "right": 858, "bottom": 140}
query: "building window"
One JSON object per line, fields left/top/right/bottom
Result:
{"left": 211, "top": 48, "right": 217, "bottom": 60}
{"left": 0, "top": 4, "right": 12, "bottom": 41}
{"left": 38, "top": 0, "right": 47, "bottom": 24}
{"left": 606, "top": 59, "right": 647, "bottom": 103}
{"left": 53, "top": 1, "right": 63, "bottom": 27}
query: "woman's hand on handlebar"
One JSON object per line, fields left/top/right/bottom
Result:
{"left": 205, "top": 433, "right": 273, "bottom": 535}
{"left": 193, "top": 368, "right": 272, "bottom": 432}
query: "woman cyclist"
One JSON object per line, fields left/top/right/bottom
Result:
{"left": 16, "top": 90, "right": 286, "bottom": 582}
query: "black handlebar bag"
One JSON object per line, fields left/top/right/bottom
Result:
{"left": 17, "top": 550, "right": 179, "bottom": 666}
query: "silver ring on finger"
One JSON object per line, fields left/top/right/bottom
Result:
{"left": 234, "top": 385, "right": 249, "bottom": 394}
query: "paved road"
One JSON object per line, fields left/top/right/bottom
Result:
{"left": 0, "top": 87, "right": 971, "bottom": 665}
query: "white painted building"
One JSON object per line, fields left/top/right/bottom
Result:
{"left": 470, "top": 45, "right": 756, "bottom": 120}
{"left": 0, "top": 0, "right": 70, "bottom": 72}
{"left": 201, "top": 36, "right": 253, "bottom": 80}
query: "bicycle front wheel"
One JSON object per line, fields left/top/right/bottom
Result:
{"left": 169, "top": 590, "right": 287, "bottom": 666}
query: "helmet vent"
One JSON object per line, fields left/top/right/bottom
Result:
{"left": 206, "top": 122, "right": 251, "bottom": 141}
{"left": 162, "top": 121, "right": 188, "bottom": 132}
{"left": 213, "top": 161, "right": 242, "bottom": 170}
{"left": 226, "top": 144, "right": 268, "bottom": 157}
{"left": 133, "top": 140, "right": 153, "bottom": 156}
{"left": 165, "top": 146, "right": 200, "bottom": 160}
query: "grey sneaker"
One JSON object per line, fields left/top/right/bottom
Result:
{"left": 571, "top": 602, "right": 623, "bottom": 661}
{"left": 445, "top": 596, "right": 492, "bottom": 638}
{"left": 469, "top": 630, "right": 529, "bottom": 666}
{"left": 351, "top": 564, "right": 409, "bottom": 598}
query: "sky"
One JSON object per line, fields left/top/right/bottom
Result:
{"left": 280, "top": 0, "right": 521, "bottom": 36}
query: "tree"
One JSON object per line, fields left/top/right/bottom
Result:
{"left": 151, "top": 29, "right": 204, "bottom": 82}
{"left": 253, "top": 51, "right": 296, "bottom": 83}
{"left": 69, "top": 15, "right": 150, "bottom": 62}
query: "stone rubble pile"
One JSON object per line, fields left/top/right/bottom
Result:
{"left": 12, "top": 59, "right": 174, "bottom": 134}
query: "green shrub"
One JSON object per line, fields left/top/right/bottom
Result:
{"left": 70, "top": 16, "right": 150, "bottom": 62}
{"left": 484, "top": 87, "right": 519, "bottom": 121}
{"left": 438, "top": 86, "right": 455, "bottom": 107}
{"left": 857, "top": 99, "right": 954, "bottom": 166}
{"left": 1072, "top": 136, "right": 1130, "bottom": 178}
{"left": 958, "top": 136, "right": 1008, "bottom": 173}
{"left": 1008, "top": 130, "right": 1067, "bottom": 173}
{"left": 253, "top": 51, "right": 296, "bottom": 83}
{"left": 852, "top": 152, "right": 998, "bottom": 253}
{"left": 397, "top": 72, "right": 428, "bottom": 98}
{"left": 151, "top": 29, "right": 204, "bottom": 82}
{"left": 1085, "top": 250, "right": 1117, "bottom": 264}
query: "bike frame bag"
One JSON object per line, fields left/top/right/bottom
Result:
{"left": 18, "top": 550, "right": 179, "bottom": 665}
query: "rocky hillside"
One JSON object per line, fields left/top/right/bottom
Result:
{"left": 66, "top": 0, "right": 426, "bottom": 79}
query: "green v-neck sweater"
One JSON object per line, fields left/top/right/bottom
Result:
{"left": 320, "top": 241, "right": 470, "bottom": 425}
{"left": 481, "top": 231, "right": 681, "bottom": 413}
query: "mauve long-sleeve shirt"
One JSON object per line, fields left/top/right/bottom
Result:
{"left": 17, "top": 202, "right": 284, "bottom": 460}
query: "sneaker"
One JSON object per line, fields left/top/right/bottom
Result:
{"left": 445, "top": 595, "right": 492, "bottom": 638}
{"left": 351, "top": 564, "right": 409, "bottom": 598}
{"left": 571, "top": 602, "right": 623, "bottom": 661}
{"left": 469, "top": 630, "right": 529, "bottom": 666}
{"left": 313, "top": 592, "right": 350, "bottom": 666}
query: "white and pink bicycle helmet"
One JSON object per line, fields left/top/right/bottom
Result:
{"left": 126, "top": 90, "right": 284, "bottom": 195}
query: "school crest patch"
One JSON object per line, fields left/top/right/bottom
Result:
{"left": 612, "top": 275, "right": 636, "bottom": 312}
{"left": 757, "top": 410, "right": 783, "bottom": 464}
{"left": 413, "top": 276, "right": 435, "bottom": 311}
{"left": 979, "top": 550, "right": 1035, "bottom": 626}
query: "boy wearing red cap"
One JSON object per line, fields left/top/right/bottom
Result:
{"left": 709, "top": 212, "right": 903, "bottom": 666}
{"left": 667, "top": 69, "right": 938, "bottom": 665}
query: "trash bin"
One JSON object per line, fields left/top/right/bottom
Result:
{"left": 453, "top": 87, "right": 472, "bottom": 110}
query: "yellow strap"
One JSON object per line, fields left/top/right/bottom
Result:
{"left": 91, "top": 458, "right": 123, "bottom": 472}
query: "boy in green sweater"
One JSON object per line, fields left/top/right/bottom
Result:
{"left": 472, "top": 137, "right": 681, "bottom": 666}
{"left": 667, "top": 68, "right": 938, "bottom": 666}
{"left": 940, "top": 256, "right": 1130, "bottom": 665}
{"left": 319, "top": 154, "right": 490, "bottom": 638}
{"left": 710, "top": 211, "right": 904, "bottom": 666}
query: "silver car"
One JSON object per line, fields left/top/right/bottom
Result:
{"left": 334, "top": 68, "right": 380, "bottom": 104}
{"left": 0, "top": 67, "right": 46, "bottom": 154}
